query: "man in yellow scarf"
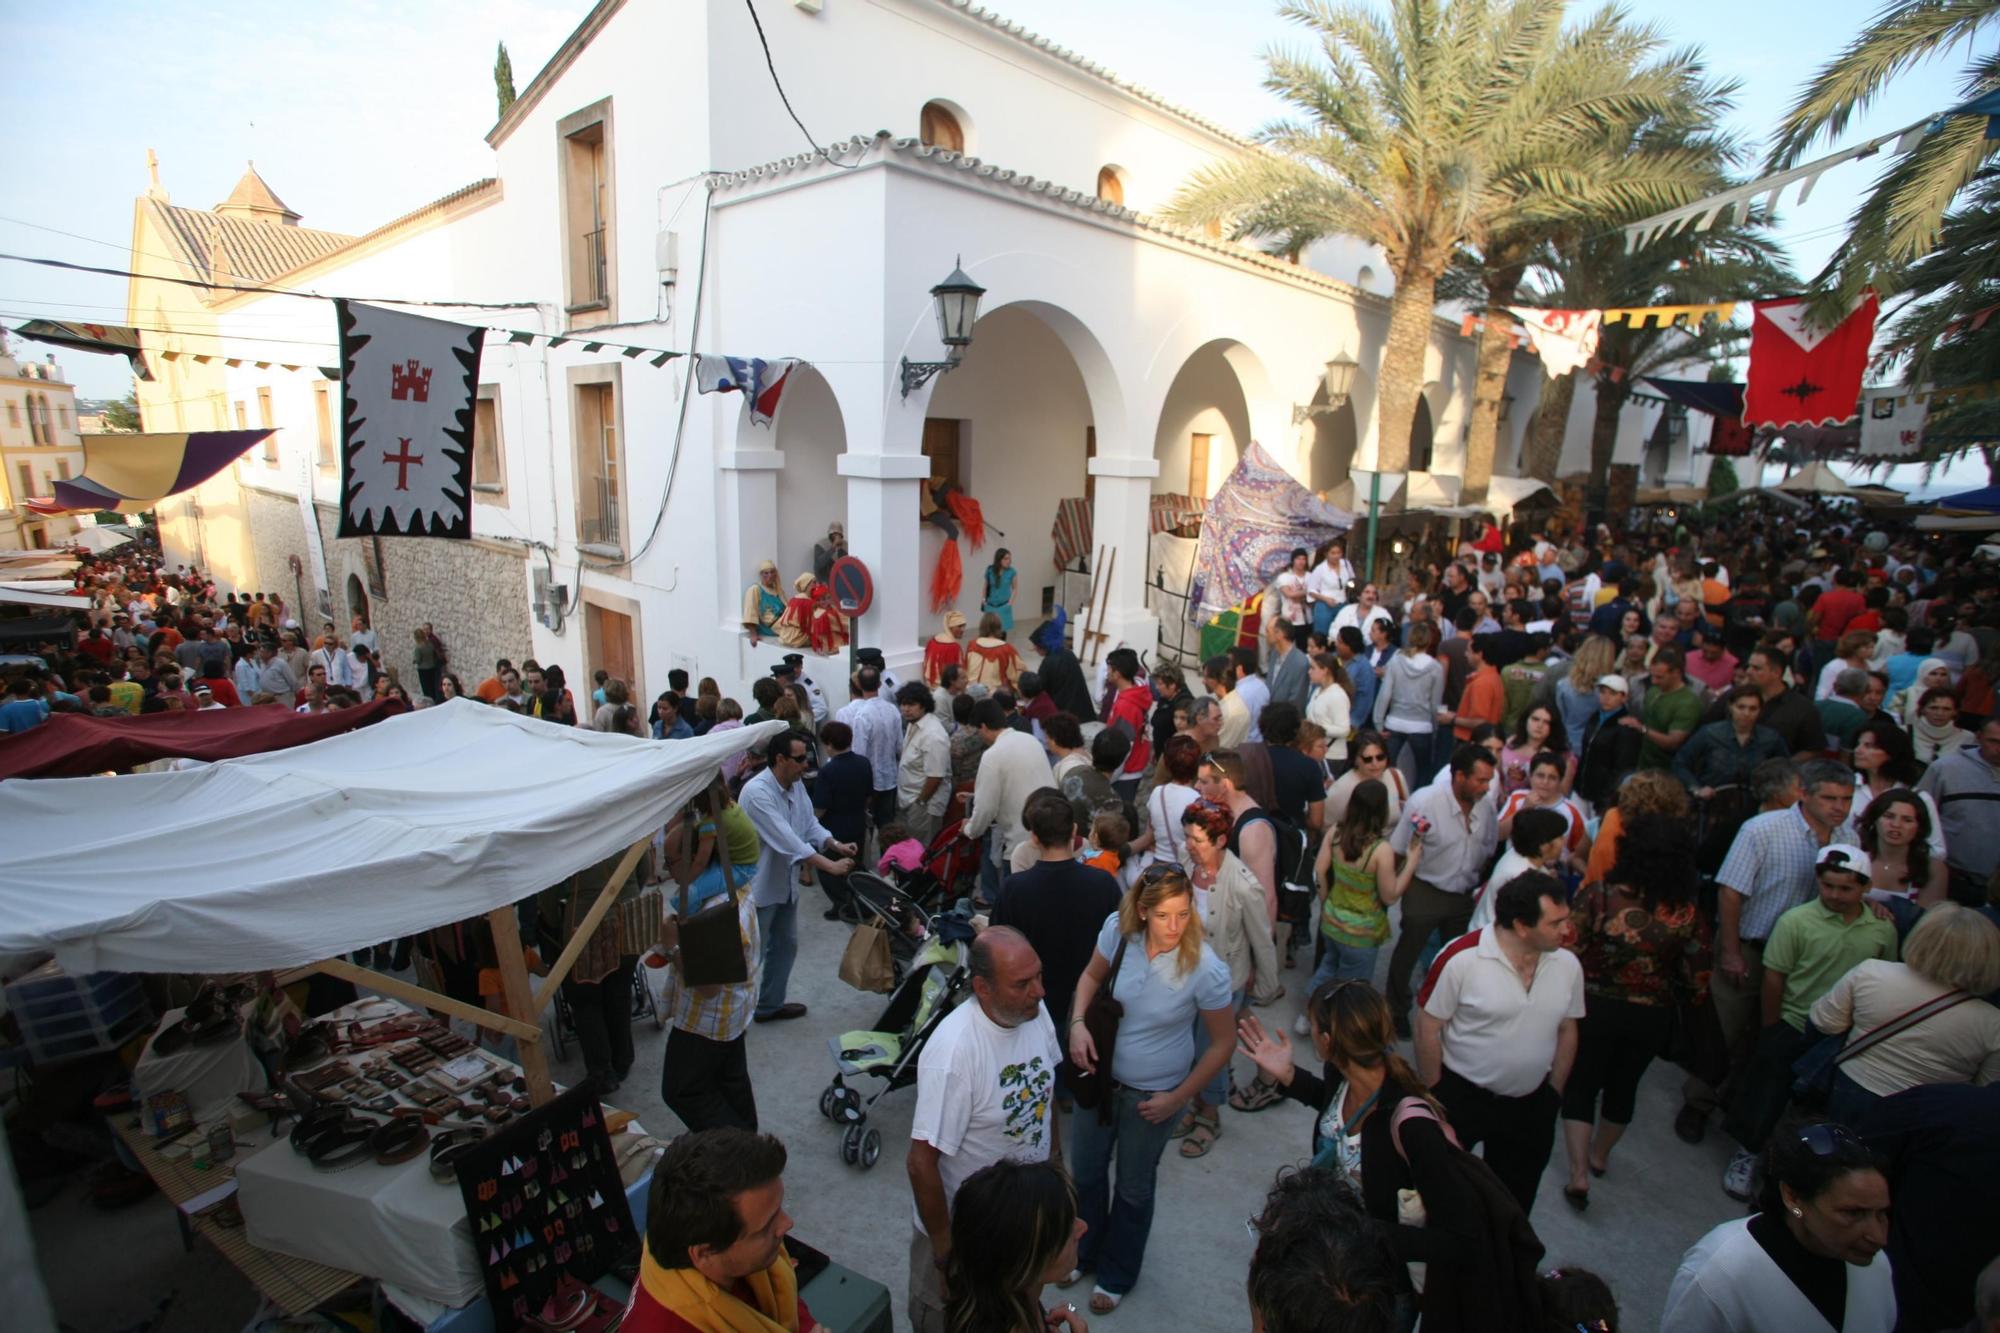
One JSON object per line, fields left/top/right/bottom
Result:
{"left": 623, "top": 1129, "right": 816, "bottom": 1333}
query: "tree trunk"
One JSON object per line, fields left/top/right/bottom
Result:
{"left": 1375, "top": 272, "right": 1438, "bottom": 475}
{"left": 1461, "top": 265, "right": 1527, "bottom": 500}
{"left": 1588, "top": 380, "right": 1626, "bottom": 508}
{"left": 1523, "top": 372, "right": 1575, "bottom": 481}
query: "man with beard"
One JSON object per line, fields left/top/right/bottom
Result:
{"left": 905, "top": 927, "right": 1062, "bottom": 1333}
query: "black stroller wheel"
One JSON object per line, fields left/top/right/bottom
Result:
{"left": 818, "top": 1085, "right": 837, "bottom": 1120}
{"left": 841, "top": 1123, "right": 864, "bottom": 1166}
{"left": 859, "top": 1128, "right": 882, "bottom": 1170}
{"left": 835, "top": 1088, "right": 864, "bottom": 1124}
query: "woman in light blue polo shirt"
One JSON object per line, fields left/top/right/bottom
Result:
{"left": 1065, "top": 866, "right": 1235, "bottom": 1314}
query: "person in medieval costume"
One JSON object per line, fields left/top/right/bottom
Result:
{"left": 964, "top": 612, "right": 1024, "bottom": 691}
{"left": 807, "top": 582, "right": 850, "bottom": 656}
{"left": 742, "top": 560, "right": 785, "bottom": 639}
{"left": 925, "top": 610, "right": 968, "bottom": 686}
{"left": 813, "top": 520, "right": 847, "bottom": 585}
{"left": 776, "top": 573, "right": 817, "bottom": 649}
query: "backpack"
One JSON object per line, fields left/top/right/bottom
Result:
{"left": 1264, "top": 810, "right": 1316, "bottom": 924}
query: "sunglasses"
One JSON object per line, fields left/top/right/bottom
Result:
{"left": 1138, "top": 864, "right": 1190, "bottom": 886}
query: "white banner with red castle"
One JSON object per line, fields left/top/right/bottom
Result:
{"left": 336, "top": 300, "right": 485, "bottom": 539}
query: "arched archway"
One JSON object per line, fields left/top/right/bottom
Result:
{"left": 345, "top": 573, "right": 368, "bottom": 627}
{"left": 1410, "top": 390, "right": 1437, "bottom": 474}
{"left": 1305, "top": 384, "right": 1360, "bottom": 494}
{"left": 768, "top": 364, "right": 847, "bottom": 586}
{"left": 1152, "top": 339, "right": 1263, "bottom": 500}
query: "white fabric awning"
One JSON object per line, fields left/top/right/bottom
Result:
{"left": 0, "top": 701, "right": 784, "bottom": 975}
{"left": 0, "top": 587, "right": 89, "bottom": 609}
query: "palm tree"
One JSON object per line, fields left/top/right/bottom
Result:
{"left": 1517, "top": 218, "right": 1793, "bottom": 491}
{"left": 1458, "top": 29, "right": 1740, "bottom": 495}
{"left": 1162, "top": 0, "right": 1703, "bottom": 477}
{"left": 1877, "top": 167, "right": 2000, "bottom": 479}
{"left": 1766, "top": 0, "right": 2000, "bottom": 303}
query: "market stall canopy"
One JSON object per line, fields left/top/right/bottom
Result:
{"left": 1916, "top": 512, "right": 2000, "bottom": 533}
{"left": 1483, "top": 476, "right": 1557, "bottom": 521}
{"left": 1775, "top": 461, "right": 1860, "bottom": 495}
{"left": 1933, "top": 485, "right": 2000, "bottom": 514}
{"left": 0, "top": 703, "right": 784, "bottom": 975}
{"left": 70, "top": 525, "right": 133, "bottom": 553}
{"left": 24, "top": 429, "right": 272, "bottom": 515}
{"left": 1848, "top": 483, "right": 1906, "bottom": 506}
{"left": 0, "top": 587, "right": 89, "bottom": 610}
{"left": 0, "top": 696, "right": 407, "bottom": 781}
{"left": 11, "top": 318, "right": 152, "bottom": 380}
{"left": 1325, "top": 471, "right": 1407, "bottom": 514}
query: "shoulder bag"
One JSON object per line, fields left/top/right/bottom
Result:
{"left": 1791, "top": 986, "right": 1972, "bottom": 1107}
{"left": 674, "top": 853, "right": 750, "bottom": 989}
{"left": 1067, "top": 935, "right": 1129, "bottom": 1119}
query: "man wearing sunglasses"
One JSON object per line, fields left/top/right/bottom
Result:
{"left": 738, "top": 735, "right": 858, "bottom": 1023}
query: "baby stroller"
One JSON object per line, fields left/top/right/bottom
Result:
{"left": 880, "top": 815, "right": 982, "bottom": 913}
{"left": 817, "top": 893, "right": 976, "bottom": 1169}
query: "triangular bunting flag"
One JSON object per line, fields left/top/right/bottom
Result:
{"left": 334, "top": 299, "right": 484, "bottom": 540}
{"left": 622, "top": 346, "right": 644, "bottom": 358}
{"left": 1744, "top": 291, "right": 1878, "bottom": 429}
{"left": 508, "top": 331, "right": 535, "bottom": 345}
{"left": 651, "top": 352, "right": 676, "bottom": 367}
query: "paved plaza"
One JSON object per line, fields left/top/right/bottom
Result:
{"left": 31, "top": 897, "right": 1750, "bottom": 1331}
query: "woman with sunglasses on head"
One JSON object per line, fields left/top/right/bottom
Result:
{"left": 1327, "top": 730, "right": 1409, "bottom": 829}
{"left": 943, "top": 1159, "right": 1088, "bottom": 1333}
{"left": 1237, "top": 980, "right": 1517, "bottom": 1333}
{"left": 1662, "top": 1119, "right": 1894, "bottom": 1332}
{"left": 1065, "top": 866, "right": 1233, "bottom": 1315}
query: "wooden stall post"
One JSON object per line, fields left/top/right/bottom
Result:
{"left": 486, "top": 904, "right": 554, "bottom": 1106}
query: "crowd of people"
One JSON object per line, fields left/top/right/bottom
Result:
{"left": 9, "top": 502, "right": 2000, "bottom": 1333}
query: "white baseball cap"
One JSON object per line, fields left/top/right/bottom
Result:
{"left": 1596, "top": 674, "right": 1630, "bottom": 694}
{"left": 1817, "top": 844, "right": 1872, "bottom": 882}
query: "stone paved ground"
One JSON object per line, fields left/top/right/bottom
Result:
{"left": 29, "top": 897, "right": 1749, "bottom": 1331}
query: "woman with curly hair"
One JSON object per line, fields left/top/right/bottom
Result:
{"left": 943, "top": 1159, "right": 1086, "bottom": 1333}
{"left": 1561, "top": 814, "right": 1710, "bottom": 1208}
{"left": 1581, "top": 769, "right": 1693, "bottom": 890}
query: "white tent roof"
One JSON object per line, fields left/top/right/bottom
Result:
{"left": 1775, "top": 461, "right": 1859, "bottom": 495}
{"left": 1484, "top": 476, "right": 1556, "bottom": 520}
{"left": 0, "top": 701, "right": 784, "bottom": 975}
{"left": 0, "top": 587, "right": 89, "bottom": 609}
{"left": 70, "top": 526, "right": 133, "bottom": 553}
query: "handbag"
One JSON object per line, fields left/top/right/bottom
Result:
{"left": 1791, "top": 987, "right": 1972, "bottom": 1106}
{"left": 1067, "top": 936, "right": 1129, "bottom": 1118}
{"left": 1388, "top": 1097, "right": 1463, "bottom": 1295}
{"left": 674, "top": 862, "right": 749, "bottom": 989}
{"left": 837, "top": 924, "right": 896, "bottom": 993}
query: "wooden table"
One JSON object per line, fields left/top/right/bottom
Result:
{"left": 112, "top": 1115, "right": 362, "bottom": 1317}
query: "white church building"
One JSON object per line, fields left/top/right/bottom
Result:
{"left": 143, "top": 0, "right": 1704, "bottom": 703}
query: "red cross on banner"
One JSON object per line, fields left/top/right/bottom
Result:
{"left": 335, "top": 300, "right": 485, "bottom": 539}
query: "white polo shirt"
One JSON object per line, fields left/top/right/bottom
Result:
{"left": 1418, "top": 926, "right": 1585, "bottom": 1098}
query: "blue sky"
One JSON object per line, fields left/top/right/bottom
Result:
{"left": 0, "top": 0, "right": 1977, "bottom": 490}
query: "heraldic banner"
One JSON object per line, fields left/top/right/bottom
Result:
{"left": 336, "top": 300, "right": 485, "bottom": 539}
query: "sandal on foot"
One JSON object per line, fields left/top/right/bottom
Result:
{"left": 1178, "top": 1114, "right": 1221, "bottom": 1158}
{"left": 1090, "top": 1286, "right": 1122, "bottom": 1314}
{"left": 1056, "top": 1268, "right": 1086, "bottom": 1289}
{"left": 1166, "top": 1108, "right": 1202, "bottom": 1140}
{"left": 1229, "top": 1076, "right": 1283, "bottom": 1113}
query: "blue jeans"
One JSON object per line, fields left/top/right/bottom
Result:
{"left": 1385, "top": 730, "right": 1432, "bottom": 786}
{"left": 1071, "top": 1083, "right": 1181, "bottom": 1296}
{"left": 1309, "top": 939, "right": 1380, "bottom": 996}
{"left": 754, "top": 900, "right": 799, "bottom": 1017}
{"left": 1193, "top": 987, "right": 1246, "bottom": 1106}
{"left": 1312, "top": 603, "right": 1337, "bottom": 638}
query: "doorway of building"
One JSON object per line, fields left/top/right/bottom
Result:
{"left": 585, "top": 601, "right": 637, "bottom": 694}
{"left": 346, "top": 574, "right": 369, "bottom": 628}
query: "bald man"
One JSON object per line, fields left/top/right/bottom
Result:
{"left": 906, "top": 927, "right": 1062, "bottom": 1332}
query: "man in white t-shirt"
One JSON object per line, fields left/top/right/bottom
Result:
{"left": 906, "top": 927, "right": 1062, "bottom": 1333}
{"left": 1415, "top": 870, "right": 1584, "bottom": 1214}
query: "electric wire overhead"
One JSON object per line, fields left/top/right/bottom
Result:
{"left": 742, "top": 0, "right": 860, "bottom": 171}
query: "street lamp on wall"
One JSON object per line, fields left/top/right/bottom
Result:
{"left": 1291, "top": 351, "right": 1361, "bottom": 424}
{"left": 899, "top": 258, "right": 987, "bottom": 399}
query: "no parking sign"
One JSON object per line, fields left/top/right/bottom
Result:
{"left": 829, "top": 556, "right": 873, "bottom": 617}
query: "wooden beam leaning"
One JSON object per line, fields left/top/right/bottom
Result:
{"left": 486, "top": 904, "right": 553, "bottom": 1106}
{"left": 305, "top": 957, "right": 541, "bottom": 1042}
{"left": 530, "top": 834, "right": 654, "bottom": 1014}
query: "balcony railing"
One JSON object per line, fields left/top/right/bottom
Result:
{"left": 578, "top": 226, "right": 608, "bottom": 307}
{"left": 579, "top": 475, "right": 620, "bottom": 549}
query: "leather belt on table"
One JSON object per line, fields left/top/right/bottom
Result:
{"left": 372, "top": 1117, "right": 430, "bottom": 1166}
{"left": 307, "top": 1122, "right": 379, "bottom": 1171}
{"left": 429, "top": 1126, "right": 487, "bottom": 1183}
{"left": 290, "top": 1106, "right": 355, "bottom": 1155}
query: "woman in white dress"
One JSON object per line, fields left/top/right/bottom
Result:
{"left": 1662, "top": 1121, "right": 1894, "bottom": 1332}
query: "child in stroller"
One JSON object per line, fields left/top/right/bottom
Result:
{"left": 816, "top": 879, "right": 976, "bottom": 1169}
